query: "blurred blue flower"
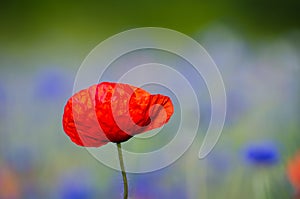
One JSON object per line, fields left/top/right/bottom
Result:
{"left": 58, "top": 169, "right": 95, "bottom": 199}
{"left": 244, "top": 142, "right": 279, "bottom": 166}
{"left": 131, "top": 173, "right": 167, "bottom": 199}
{"left": 34, "top": 67, "right": 73, "bottom": 102}
{"left": 129, "top": 170, "right": 188, "bottom": 199}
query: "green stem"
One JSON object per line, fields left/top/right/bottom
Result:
{"left": 117, "top": 143, "right": 128, "bottom": 199}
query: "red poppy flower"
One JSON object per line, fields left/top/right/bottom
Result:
{"left": 288, "top": 151, "right": 300, "bottom": 191}
{"left": 62, "top": 82, "right": 174, "bottom": 147}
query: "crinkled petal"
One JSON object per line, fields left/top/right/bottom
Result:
{"left": 62, "top": 82, "right": 174, "bottom": 146}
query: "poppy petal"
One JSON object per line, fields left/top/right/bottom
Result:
{"left": 62, "top": 82, "right": 174, "bottom": 147}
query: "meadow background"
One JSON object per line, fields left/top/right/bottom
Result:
{"left": 0, "top": 0, "right": 299, "bottom": 198}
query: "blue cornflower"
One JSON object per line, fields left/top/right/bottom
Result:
{"left": 244, "top": 142, "right": 279, "bottom": 166}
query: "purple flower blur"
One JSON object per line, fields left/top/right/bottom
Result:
{"left": 132, "top": 175, "right": 166, "bottom": 199}
{"left": 58, "top": 169, "right": 95, "bottom": 199}
{"left": 130, "top": 170, "right": 187, "bottom": 199}
{"left": 244, "top": 142, "right": 279, "bottom": 166}
{"left": 34, "top": 68, "right": 72, "bottom": 101}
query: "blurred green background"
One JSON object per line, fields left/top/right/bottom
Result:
{"left": 0, "top": 0, "right": 299, "bottom": 199}
{"left": 1, "top": 0, "right": 300, "bottom": 69}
